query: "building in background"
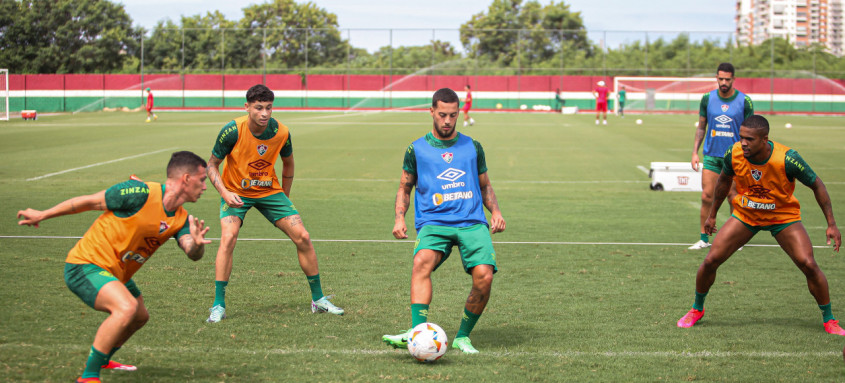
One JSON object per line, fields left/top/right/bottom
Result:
{"left": 736, "top": 0, "right": 843, "bottom": 56}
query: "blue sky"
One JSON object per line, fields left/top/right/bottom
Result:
{"left": 120, "top": 0, "right": 737, "bottom": 51}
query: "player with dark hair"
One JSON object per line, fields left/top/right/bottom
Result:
{"left": 617, "top": 86, "right": 627, "bottom": 117}
{"left": 677, "top": 115, "right": 844, "bottom": 335}
{"left": 462, "top": 84, "right": 475, "bottom": 127}
{"left": 594, "top": 80, "right": 609, "bottom": 125}
{"left": 144, "top": 87, "right": 157, "bottom": 123}
{"left": 205, "top": 84, "right": 343, "bottom": 323}
{"left": 382, "top": 87, "right": 506, "bottom": 354}
{"left": 17, "top": 151, "right": 211, "bottom": 383}
{"left": 689, "top": 62, "right": 754, "bottom": 250}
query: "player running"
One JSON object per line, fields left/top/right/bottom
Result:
{"left": 677, "top": 115, "right": 844, "bottom": 335}
{"left": 382, "top": 88, "right": 506, "bottom": 354}
{"left": 205, "top": 84, "right": 342, "bottom": 323}
{"left": 690, "top": 63, "right": 754, "bottom": 250}
{"left": 17, "top": 151, "right": 211, "bottom": 383}
{"left": 593, "top": 80, "right": 609, "bottom": 125}
{"left": 462, "top": 84, "right": 475, "bottom": 127}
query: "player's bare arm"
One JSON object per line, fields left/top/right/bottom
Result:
{"left": 17, "top": 190, "right": 107, "bottom": 228}
{"left": 703, "top": 171, "right": 732, "bottom": 235}
{"left": 692, "top": 116, "right": 707, "bottom": 171}
{"left": 809, "top": 177, "right": 841, "bottom": 251}
{"left": 207, "top": 155, "right": 243, "bottom": 208}
{"left": 177, "top": 215, "right": 211, "bottom": 261}
{"left": 281, "top": 154, "right": 294, "bottom": 198}
{"left": 393, "top": 170, "right": 416, "bottom": 239}
{"left": 479, "top": 172, "right": 506, "bottom": 234}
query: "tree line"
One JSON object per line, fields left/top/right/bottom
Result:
{"left": 2, "top": 0, "right": 844, "bottom": 78}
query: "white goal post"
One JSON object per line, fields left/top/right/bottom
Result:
{"left": 613, "top": 76, "right": 716, "bottom": 115}
{"left": 0, "top": 69, "right": 8, "bottom": 121}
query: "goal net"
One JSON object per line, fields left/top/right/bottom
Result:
{"left": 0, "top": 69, "right": 7, "bottom": 121}
{"left": 613, "top": 76, "right": 715, "bottom": 115}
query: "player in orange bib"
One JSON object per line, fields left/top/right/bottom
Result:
{"left": 16, "top": 151, "right": 211, "bottom": 383}
{"left": 677, "top": 115, "right": 844, "bottom": 335}
{"left": 205, "top": 84, "right": 343, "bottom": 323}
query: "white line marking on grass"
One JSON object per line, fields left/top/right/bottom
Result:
{"left": 26, "top": 148, "right": 177, "bottom": 181}
{"left": 0, "top": 343, "right": 837, "bottom": 358}
{"left": 636, "top": 165, "right": 650, "bottom": 174}
{"left": 0, "top": 235, "right": 833, "bottom": 248}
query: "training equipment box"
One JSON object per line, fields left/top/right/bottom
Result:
{"left": 649, "top": 162, "right": 701, "bottom": 192}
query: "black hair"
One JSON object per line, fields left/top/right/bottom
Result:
{"left": 432, "top": 88, "right": 460, "bottom": 107}
{"left": 167, "top": 151, "right": 207, "bottom": 178}
{"left": 246, "top": 84, "right": 275, "bottom": 103}
{"left": 717, "top": 62, "right": 735, "bottom": 76}
{"left": 742, "top": 114, "right": 769, "bottom": 136}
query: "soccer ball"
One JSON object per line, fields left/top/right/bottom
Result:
{"left": 407, "top": 323, "right": 448, "bottom": 362}
{"left": 785, "top": 123, "right": 793, "bottom": 129}
{"left": 520, "top": 104, "right": 527, "bottom": 110}
{"left": 635, "top": 119, "right": 643, "bottom": 125}
{"left": 496, "top": 103, "right": 503, "bottom": 109}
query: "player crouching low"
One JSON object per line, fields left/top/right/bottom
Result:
{"left": 677, "top": 115, "right": 844, "bottom": 336}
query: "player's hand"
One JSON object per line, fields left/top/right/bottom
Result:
{"left": 827, "top": 224, "right": 841, "bottom": 252}
{"left": 393, "top": 220, "right": 408, "bottom": 239}
{"left": 189, "top": 215, "right": 212, "bottom": 246}
{"left": 489, "top": 212, "right": 506, "bottom": 234}
{"left": 703, "top": 216, "right": 718, "bottom": 236}
{"left": 223, "top": 191, "right": 244, "bottom": 208}
{"left": 691, "top": 152, "right": 700, "bottom": 172}
{"left": 17, "top": 209, "right": 45, "bottom": 228}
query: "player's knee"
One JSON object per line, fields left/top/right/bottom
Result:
{"left": 112, "top": 299, "right": 139, "bottom": 322}
{"left": 133, "top": 306, "right": 150, "bottom": 326}
{"left": 796, "top": 257, "right": 821, "bottom": 276}
{"left": 474, "top": 272, "right": 493, "bottom": 292}
{"left": 412, "top": 255, "right": 435, "bottom": 275}
{"left": 292, "top": 229, "right": 312, "bottom": 247}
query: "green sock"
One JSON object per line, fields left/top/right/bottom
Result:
{"left": 306, "top": 274, "right": 324, "bottom": 301}
{"left": 411, "top": 303, "right": 430, "bottom": 327}
{"left": 213, "top": 280, "right": 228, "bottom": 308}
{"left": 81, "top": 346, "right": 108, "bottom": 378}
{"left": 456, "top": 308, "right": 481, "bottom": 339}
{"left": 819, "top": 303, "right": 835, "bottom": 322}
{"left": 700, "top": 233, "right": 709, "bottom": 243}
{"left": 107, "top": 346, "right": 121, "bottom": 361}
{"left": 693, "top": 291, "right": 708, "bottom": 311}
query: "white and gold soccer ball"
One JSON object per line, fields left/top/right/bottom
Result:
{"left": 635, "top": 119, "right": 643, "bottom": 125}
{"left": 407, "top": 322, "right": 448, "bottom": 362}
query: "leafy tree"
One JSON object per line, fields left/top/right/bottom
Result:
{"left": 459, "top": 0, "right": 588, "bottom": 67}
{"left": 0, "top": 0, "right": 141, "bottom": 73}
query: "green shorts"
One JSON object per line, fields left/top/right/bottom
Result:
{"left": 702, "top": 155, "right": 725, "bottom": 173}
{"left": 414, "top": 224, "right": 497, "bottom": 274}
{"left": 220, "top": 192, "right": 299, "bottom": 224}
{"left": 734, "top": 215, "right": 800, "bottom": 237}
{"left": 64, "top": 263, "right": 140, "bottom": 308}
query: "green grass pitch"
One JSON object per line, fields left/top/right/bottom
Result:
{"left": 1, "top": 110, "right": 844, "bottom": 382}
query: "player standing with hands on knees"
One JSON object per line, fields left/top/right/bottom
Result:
{"left": 677, "top": 115, "right": 845, "bottom": 336}
{"left": 17, "top": 151, "right": 211, "bottom": 383}
{"left": 383, "top": 88, "right": 506, "bottom": 354}
{"left": 205, "top": 84, "right": 343, "bottom": 323}
{"left": 689, "top": 63, "right": 753, "bottom": 250}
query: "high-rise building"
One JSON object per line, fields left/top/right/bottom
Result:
{"left": 736, "top": 0, "right": 844, "bottom": 55}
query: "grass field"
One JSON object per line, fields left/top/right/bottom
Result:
{"left": 1, "top": 109, "right": 845, "bottom": 382}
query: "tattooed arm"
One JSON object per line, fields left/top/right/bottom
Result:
{"left": 393, "top": 170, "right": 416, "bottom": 239}
{"left": 478, "top": 172, "right": 506, "bottom": 234}
{"left": 17, "top": 190, "right": 107, "bottom": 228}
{"left": 207, "top": 155, "right": 243, "bottom": 208}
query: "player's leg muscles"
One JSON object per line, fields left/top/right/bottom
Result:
{"left": 411, "top": 249, "right": 443, "bottom": 305}
{"left": 466, "top": 264, "right": 494, "bottom": 314}
{"left": 699, "top": 168, "right": 720, "bottom": 229}
{"left": 776, "top": 222, "right": 831, "bottom": 304}
{"left": 275, "top": 214, "right": 318, "bottom": 275}
{"left": 216, "top": 216, "right": 242, "bottom": 281}
{"left": 696, "top": 217, "right": 754, "bottom": 293}
{"left": 91, "top": 281, "right": 140, "bottom": 353}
